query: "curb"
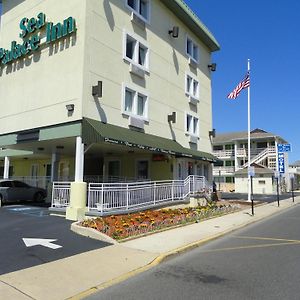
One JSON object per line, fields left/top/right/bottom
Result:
{"left": 69, "top": 199, "right": 299, "bottom": 300}
{"left": 71, "top": 222, "right": 118, "bottom": 245}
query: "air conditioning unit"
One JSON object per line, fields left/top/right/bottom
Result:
{"left": 131, "top": 12, "right": 145, "bottom": 29}
{"left": 188, "top": 57, "right": 198, "bottom": 69}
{"left": 129, "top": 116, "right": 144, "bottom": 129}
{"left": 188, "top": 96, "right": 199, "bottom": 106}
{"left": 129, "top": 63, "right": 145, "bottom": 78}
{"left": 189, "top": 135, "right": 198, "bottom": 144}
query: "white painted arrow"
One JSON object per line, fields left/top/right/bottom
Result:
{"left": 22, "top": 238, "right": 62, "bottom": 249}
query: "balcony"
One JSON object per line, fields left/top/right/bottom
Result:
{"left": 213, "top": 150, "right": 235, "bottom": 158}
{"left": 213, "top": 166, "right": 235, "bottom": 176}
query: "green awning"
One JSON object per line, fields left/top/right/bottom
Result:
{"left": 82, "top": 118, "right": 217, "bottom": 163}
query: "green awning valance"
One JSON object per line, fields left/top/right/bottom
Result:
{"left": 82, "top": 118, "right": 217, "bottom": 162}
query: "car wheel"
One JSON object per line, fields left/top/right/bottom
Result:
{"left": 34, "top": 192, "right": 45, "bottom": 203}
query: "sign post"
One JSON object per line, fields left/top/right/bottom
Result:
{"left": 290, "top": 173, "right": 295, "bottom": 203}
{"left": 248, "top": 166, "right": 255, "bottom": 215}
{"left": 274, "top": 171, "right": 280, "bottom": 207}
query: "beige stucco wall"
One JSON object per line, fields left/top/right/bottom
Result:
{"left": 82, "top": 0, "right": 213, "bottom": 154}
{"left": 0, "top": 0, "right": 215, "bottom": 181}
{"left": 0, "top": 0, "right": 86, "bottom": 134}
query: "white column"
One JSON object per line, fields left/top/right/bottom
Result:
{"left": 75, "top": 136, "right": 84, "bottom": 182}
{"left": 66, "top": 136, "right": 86, "bottom": 221}
{"left": 234, "top": 142, "right": 238, "bottom": 171}
{"left": 3, "top": 156, "right": 10, "bottom": 179}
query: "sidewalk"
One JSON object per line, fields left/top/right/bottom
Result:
{"left": 0, "top": 196, "right": 299, "bottom": 300}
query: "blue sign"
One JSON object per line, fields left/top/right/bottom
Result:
{"left": 277, "top": 144, "right": 291, "bottom": 152}
{"left": 278, "top": 152, "right": 285, "bottom": 174}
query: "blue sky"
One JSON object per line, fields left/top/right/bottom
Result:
{"left": 185, "top": 0, "right": 300, "bottom": 163}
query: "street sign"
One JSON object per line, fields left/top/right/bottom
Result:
{"left": 277, "top": 144, "right": 291, "bottom": 152}
{"left": 248, "top": 166, "right": 255, "bottom": 177}
{"left": 278, "top": 152, "right": 285, "bottom": 174}
{"left": 22, "top": 238, "right": 62, "bottom": 249}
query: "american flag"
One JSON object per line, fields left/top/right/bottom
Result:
{"left": 227, "top": 72, "right": 250, "bottom": 99}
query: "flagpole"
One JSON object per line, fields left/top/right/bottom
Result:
{"left": 247, "top": 59, "right": 251, "bottom": 202}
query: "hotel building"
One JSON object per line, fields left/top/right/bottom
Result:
{"left": 0, "top": 0, "right": 219, "bottom": 216}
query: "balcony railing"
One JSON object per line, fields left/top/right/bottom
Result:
{"left": 213, "top": 166, "right": 235, "bottom": 176}
{"left": 214, "top": 147, "right": 276, "bottom": 159}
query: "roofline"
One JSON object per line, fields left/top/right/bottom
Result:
{"left": 213, "top": 133, "right": 287, "bottom": 144}
{"left": 0, "top": 1, "right": 220, "bottom": 52}
{"left": 161, "top": 0, "right": 220, "bottom": 52}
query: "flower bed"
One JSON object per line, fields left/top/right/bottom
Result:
{"left": 80, "top": 202, "right": 240, "bottom": 241}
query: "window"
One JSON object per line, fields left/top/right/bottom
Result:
{"left": 136, "top": 160, "right": 149, "bottom": 179}
{"left": 186, "top": 36, "right": 199, "bottom": 62}
{"left": 124, "top": 33, "right": 149, "bottom": 70}
{"left": 186, "top": 114, "right": 199, "bottom": 136}
{"left": 185, "top": 74, "right": 199, "bottom": 99}
{"left": 123, "top": 86, "right": 148, "bottom": 119}
{"left": 126, "top": 0, "right": 150, "bottom": 22}
{"left": 225, "top": 177, "right": 235, "bottom": 183}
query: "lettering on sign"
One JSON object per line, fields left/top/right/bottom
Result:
{"left": 0, "top": 13, "right": 76, "bottom": 65}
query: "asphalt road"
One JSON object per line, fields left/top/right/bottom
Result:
{"left": 87, "top": 205, "right": 300, "bottom": 300}
{"left": 0, "top": 203, "right": 110, "bottom": 275}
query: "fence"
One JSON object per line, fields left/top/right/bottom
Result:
{"left": 51, "top": 176, "right": 210, "bottom": 214}
{"left": 51, "top": 182, "right": 71, "bottom": 208}
{"left": 88, "top": 175, "right": 210, "bottom": 215}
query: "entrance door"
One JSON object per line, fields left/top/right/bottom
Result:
{"left": 108, "top": 160, "right": 121, "bottom": 180}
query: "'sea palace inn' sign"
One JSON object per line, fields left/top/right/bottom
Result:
{"left": 0, "top": 13, "right": 76, "bottom": 65}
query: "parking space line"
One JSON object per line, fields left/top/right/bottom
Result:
{"left": 234, "top": 235, "right": 300, "bottom": 243}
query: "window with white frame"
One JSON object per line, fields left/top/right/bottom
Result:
{"left": 186, "top": 114, "right": 199, "bottom": 136}
{"left": 123, "top": 86, "right": 148, "bottom": 119}
{"left": 185, "top": 74, "right": 199, "bottom": 99}
{"left": 186, "top": 36, "right": 199, "bottom": 62}
{"left": 124, "top": 33, "right": 149, "bottom": 69}
{"left": 126, "top": 0, "right": 150, "bottom": 22}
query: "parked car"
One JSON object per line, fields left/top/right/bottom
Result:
{"left": 0, "top": 180, "right": 47, "bottom": 206}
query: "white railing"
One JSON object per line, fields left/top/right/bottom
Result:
{"left": 213, "top": 150, "right": 235, "bottom": 158}
{"left": 213, "top": 166, "right": 235, "bottom": 176}
{"left": 88, "top": 175, "right": 210, "bottom": 214}
{"left": 51, "top": 182, "right": 71, "bottom": 208}
{"left": 242, "top": 146, "right": 276, "bottom": 168}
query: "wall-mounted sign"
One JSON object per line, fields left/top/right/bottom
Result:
{"left": 0, "top": 13, "right": 76, "bottom": 65}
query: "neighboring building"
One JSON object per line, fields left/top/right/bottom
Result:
{"left": 212, "top": 129, "right": 289, "bottom": 193}
{"left": 0, "top": 1, "right": 219, "bottom": 189}
{"left": 289, "top": 160, "right": 300, "bottom": 190}
{"left": 235, "top": 163, "right": 274, "bottom": 194}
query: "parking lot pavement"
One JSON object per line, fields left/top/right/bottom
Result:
{"left": 0, "top": 204, "right": 111, "bottom": 275}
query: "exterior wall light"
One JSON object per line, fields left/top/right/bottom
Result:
{"left": 168, "top": 112, "right": 176, "bottom": 123}
{"left": 168, "top": 26, "right": 179, "bottom": 38}
{"left": 66, "top": 104, "right": 75, "bottom": 112}
{"left": 92, "top": 81, "right": 103, "bottom": 97}
{"left": 208, "top": 63, "right": 217, "bottom": 72}
{"left": 209, "top": 129, "right": 216, "bottom": 138}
